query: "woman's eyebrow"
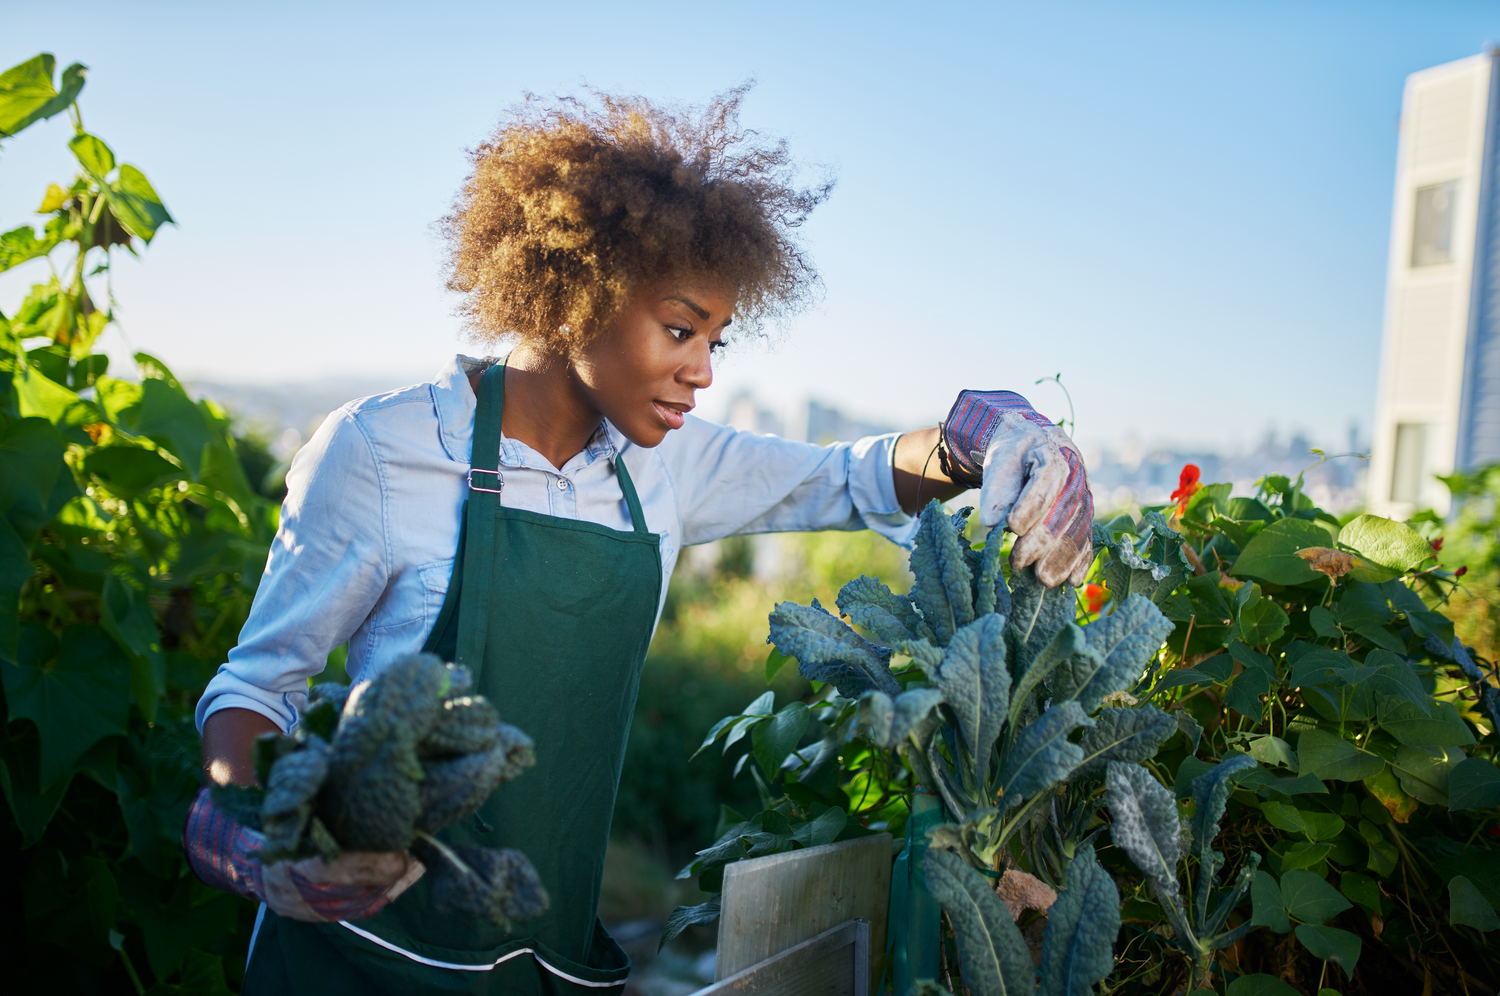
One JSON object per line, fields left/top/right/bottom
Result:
{"left": 665, "top": 295, "right": 709, "bottom": 319}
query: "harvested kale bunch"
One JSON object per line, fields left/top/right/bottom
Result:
{"left": 209, "top": 652, "right": 546, "bottom": 926}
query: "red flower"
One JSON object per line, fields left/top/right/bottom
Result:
{"left": 1456, "top": 566, "right": 1468, "bottom": 577}
{"left": 1170, "top": 464, "right": 1202, "bottom": 513}
{"left": 1084, "top": 583, "right": 1108, "bottom": 615}
{"left": 1432, "top": 537, "right": 1444, "bottom": 552}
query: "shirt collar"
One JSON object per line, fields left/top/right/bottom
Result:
{"left": 432, "top": 353, "right": 617, "bottom": 470}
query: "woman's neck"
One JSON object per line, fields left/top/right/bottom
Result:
{"left": 467, "top": 346, "right": 602, "bottom": 471}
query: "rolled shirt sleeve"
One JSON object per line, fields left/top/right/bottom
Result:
{"left": 194, "top": 406, "right": 390, "bottom": 733}
{"left": 657, "top": 415, "right": 918, "bottom": 548}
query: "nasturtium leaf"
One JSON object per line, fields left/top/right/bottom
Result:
{"left": 768, "top": 600, "right": 900, "bottom": 699}
{"left": 933, "top": 615, "right": 1010, "bottom": 787}
{"left": 1339, "top": 514, "right": 1433, "bottom": 575}
{"left": 1391, "top": 745, "right": 1462, "bottom": 805}
{"left": 923, "top": 847, "right": 1034, "bottom": 996}
{"left": 2, "top": 623, "right": 130, "bottom": 791}
{"left": 752, "top": 702, "right": 810, "bottom": 778}
{"left": 1104, "top": 762, "right": 1181, "bottom": 897}
{"left": 858, "top": 688, "right": 944, "bottom": 750}
{"left": 1230, "top": 518, "right": 1330, "bottom": 585}
{"left": 1251, "top": 871, "right": 1290, "bottom": 933}
{"left": 1295, "top": 923, "right": 1361, "bottom": 974}
{"left": 1339, "top": 871, "right": 1382, "bottom": 913}
{"left": 908, "top": 501, "right": 975, "bottom": 645}
{"left": 1296, "top": 729, "right": 1384, "bottom": 782}
{"left": 1226, "top": 975, "right": 1301, "bottom": 996}
{"left": 1073, "top": 706, "right": 1175, "bottom": 779}
{"left": 1249, "top": 735, "right": 1298, "bottom": 772}
{"left": 1448, "top": 757, "right": 1500, "bottom": 810}
{"left": 837, "top": 575, "right": 923, "bottom": 646}
{"left": 999, "top": 701, "right": 1091, "bottom": 805}
{"left": 1236, "top": 591, "right": 1290, "bottom": 645}
{"left": 1279, "top": 869, "right": 1350, "bottom": 924}
{"left": 1377, "top": 697, "right": 1475, "bottom": 748}
{"left": 1449, "top": 876, "right": 1500, "bottom": 931}
{"left": 1037, "top": 845, "right": 1121, "bottom": 996}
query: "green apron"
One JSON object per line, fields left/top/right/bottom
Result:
{"left": 245, "top": 358, "right": 663, "bottom": 995}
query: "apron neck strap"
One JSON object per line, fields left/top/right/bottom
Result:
{"left": 471, "top": 355, "right": 650, "bottom": 534}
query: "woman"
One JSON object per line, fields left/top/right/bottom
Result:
{"left": 187, "top": 90, "right": 1093, "bottom": 995}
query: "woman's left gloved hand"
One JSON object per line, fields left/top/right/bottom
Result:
{"left": 941, "top": 389, "right": 1094, "bottom": 588}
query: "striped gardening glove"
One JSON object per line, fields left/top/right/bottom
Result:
{"left": 941, "top": 389, "right": 1094, "bottom": 588}
{"left": 183, "top": 787, "right": 425, "bottom": 922}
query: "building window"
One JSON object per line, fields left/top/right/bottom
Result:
{"left": 1411, "top": 181, "right": 1458, "bottom": 266}
{"left": 1390, "top": 422, "right": 1435, "bottom": 503}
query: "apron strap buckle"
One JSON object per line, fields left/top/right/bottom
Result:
{"left": 467, "top": 468, "right": 503, "bottom": 494}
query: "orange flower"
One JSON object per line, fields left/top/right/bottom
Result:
{"left": 1083, "top": 583, "right": 1108, "bottom": 615}
{"left": 1170, "top": 463, "right": 1202, "bottom": 513}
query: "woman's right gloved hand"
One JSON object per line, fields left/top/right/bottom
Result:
{"left": 183, "top": 787, "right": 425, "bottom": 922}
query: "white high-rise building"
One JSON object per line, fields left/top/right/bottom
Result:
{"left": 1370, "top": 50, "right": 1500, "bottom": 516}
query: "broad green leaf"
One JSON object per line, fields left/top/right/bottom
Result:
{"left": 858, "top": 688, "right": 944, "bottom": 749}
{"left": 752, "top": 701, "right": 810, "bottom": 777}
{"left": 1448, "top": 757, "right": 1500, "bottom": 810}
{"left": 1152, "top": 653, "right": 1232, "bottom": 691}
{"left": 1190, "top": 752, "right": 1259, "bottom": 875}
{"left": 1339, "top": 514, "right": 1433, "bottom": 575}
{"left": 1297, "top": 810, "right": 1344, "bottom": 841}
{"left": 1226, "top": 975, "right": 1301, "bottom": 996}
{"left": 1104, "top": 761, "right": 1181, "bottom": 896}
{"left": 118, "top": 367, "right": 216, "bottom": 477}
{"left": 1341, "top": 650, "right": 1429, "bottom": 715}
{"left": 1287, "top": 645, "right": 1352, "bottom": 688}
{"left": 1230, "top": 518, "right": 1330, "bottom": 585}
{"left": 68, "top": 132, "right": 115, "bottom": 178}
{"left": 1449, "top": 876, "right": 1500, "bottom": 931}
{"left": 1223, "top": 666, "right": 1270, "bottom": 720}
{"left": 0, "top": 516, "right": 35, "bottom": 670}
{"left": 1235, "top": 590, "right": 1289, "bottom": 645}
{"left": 692, "top": 691, "right": 773, "bottom": 758}
{"left": 1260, "top": 774, "right": 1328, "bottom": 798}
{"left": 932, "top": 615, "right": 1010, "bottom": 786}
{"left": 0, "top": 723, "right": 115, "bottom": 846}
{"left": 21, "top": 849, "right": 119, "bottom": 965}
{"left": 1377, "top": 697, "right": 1475, "bottom": 748}
{"left": 1251, "top": 870, "right": 1290, "bottom": 932}
{"left": 99, "top": 573, "right": 165, "bottom": 721}
{"left": 83, "top": 445, "right": 182, "bottom": 493}
{"left": 659, "top": 897, "right": 721, "bottom": 948}
{"left": 1227, "top": 640, "right": 1275, "bottom": 677}
{"left": 765, "top": 647, "right": 789, "bottom": 682}
{"left": 1434, "top": 853, "right": 1500, "bottom": 910}
{"left": 790, "top": 805, "right": 848, "bottom": 848}
{"left": 114, "top": 857, "right": 239, "bottom": 980}
{"left": 1309, "top": 605, "right": 1341, "bottom": 639}
{"left": 837, "top": 575, "right": 923, "bottom": 645}
{"left": 1248, "top": 735, "right": 1297, "bottom": 772}
{"left": 0, "top": 55, "right": 86, "bottom": 137}
{"left": 1174, "top": 755, "right": 1214, "bottom": 800}
{"left": 923, "top": 847, "right": 1034, "bottom": 995}
{"left": 999, "top": 701, "right": 1091, "bottom": 805}
{"left": 1279, "top": 869, "right": 1350, "bottom": 924}
{"left": 1260, "top": 801, "right": 1305, "bottom": 834}
{"left": 107, "top": 165, "right": 173, "bottom": 243}
{"left": 2, "top": 623, "right": 130, "bottom": 790}
{"left": 1296, "top": 729, "right": 1384, "bottom": 782}
{"left": 908, "top": 501, "right": 975, "bottom": 644}
{"left": 1037, "top": 845, "right": 1121, "bottom": 996}
{"left": 1279, "top": 841, "right": 1332, "bottom": 871}
{"left": 1339, "top": 871, "right": 1382, "bottom": 913}
{"left": 1073, "top": 706, "right": 1175, "bottom": 779}
{"left": 1391, "top": 745, "right": 1462, "bottom": 805}
{"left": 768, "top": 599, "right": 899, "bottom": 698}
{"left": 0, "top": 223, "right": 62, "bottom": 274}
{"left": 1295, "top": 923, "right": 1361, "bottom": 974}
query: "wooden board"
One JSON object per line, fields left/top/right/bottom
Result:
{"left": 694, "top": 919, "right": 869, "bottom": 996}
{"left": 715, "top": 833, "right": 892, "bottom": 994}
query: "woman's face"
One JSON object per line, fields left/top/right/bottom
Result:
{"left": 571, "top": 277, "right": 734, "bottom": 448}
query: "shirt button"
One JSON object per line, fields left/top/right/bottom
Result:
{"left": 556, "top": 478, "right": 569, "bottom": 490}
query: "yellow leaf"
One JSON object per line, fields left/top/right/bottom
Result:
{"left": 38, "top": 183, "right": 67, "bottom": 213}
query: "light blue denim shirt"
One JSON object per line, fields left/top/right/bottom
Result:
{"left": 195, "top": 354, "right": 918, "bottom": 733}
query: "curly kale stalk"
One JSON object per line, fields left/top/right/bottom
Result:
{"left": 209, "top": 653, "right": 547, "bottom": 927}
{"left": 767, "top": 502, "right": 1187, "bottom": 995}
{"left": 1103, "top": 752, "right": 1260, "bottom": 993}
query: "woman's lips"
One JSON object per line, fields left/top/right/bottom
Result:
{"left": 653, "top": 401, "right": 687, "bottom": 429}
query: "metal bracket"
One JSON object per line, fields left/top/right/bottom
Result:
{"left": 467, "top": 468, "right": 503, "bottom": 494}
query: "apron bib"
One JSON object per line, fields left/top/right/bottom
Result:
{"left": 246, "top": 359, "right": 662, "bottom": 995}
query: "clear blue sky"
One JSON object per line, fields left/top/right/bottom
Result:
{"left": 3, "top": 1, "right": 1498, "bottom": 453}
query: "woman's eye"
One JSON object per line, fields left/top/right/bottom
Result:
{"left": 709, "top": 340, "right": 725, "bottom": 353}
{"left": 666, "top": 325, "right": 693, "bottom": 341}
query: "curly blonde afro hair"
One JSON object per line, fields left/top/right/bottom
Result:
{"left": 443, "top": 85, "right": 830, "bottom": 354}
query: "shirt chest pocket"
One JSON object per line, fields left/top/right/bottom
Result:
{"left": 418, "top": 559, "right": 456, "bottom": 628}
